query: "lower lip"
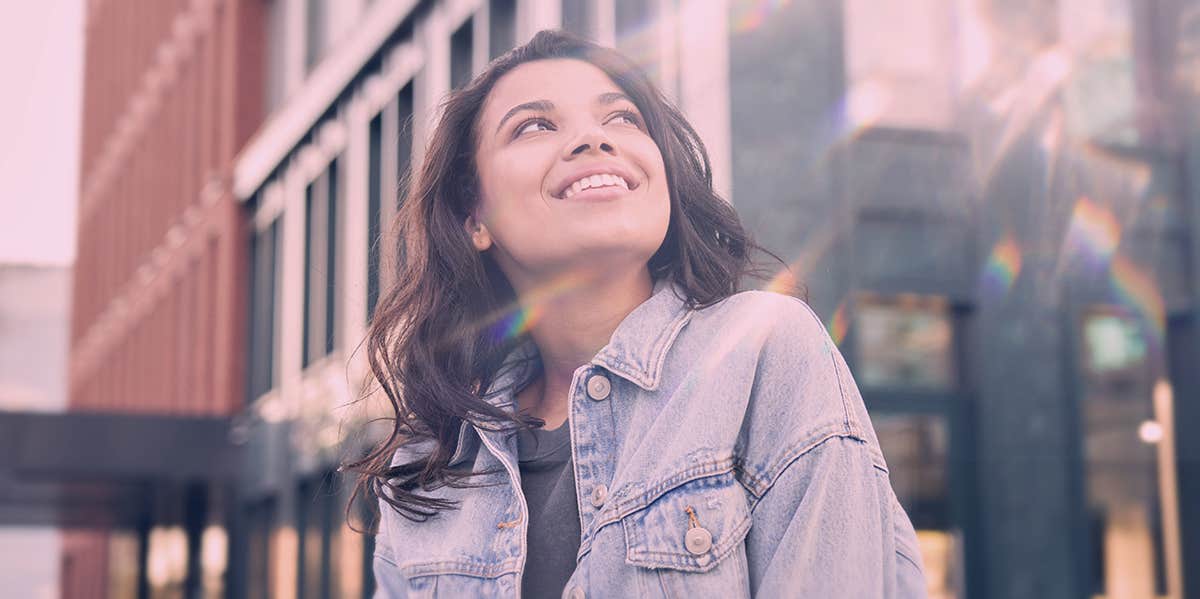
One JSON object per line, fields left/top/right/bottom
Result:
{"left": 559, "top": 186, "right": 633, "bottom": 202}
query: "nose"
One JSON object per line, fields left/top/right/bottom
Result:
{"left": 564, "top": 127, "right": 617, "bottom": 159}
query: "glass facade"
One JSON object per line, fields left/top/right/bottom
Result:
{"left": 248, "top": 216, "right": 281, "bottom": 400}
{"left": 1080, "top": 308, "right": 1169, "bottom": 597}
{"left": 366, "top": 83, "right": 414, "bottom": 321}
{"left": 450, "top": 18, "right": 474, "bottom": 91}
{"left": 245, "top": 497, "right": 278, "bottom": 599}
{"left": 855, "top": 296, "right": 956, "bottom": 390}
{"left": 305, "top": 0, "right": 327, "bottom": 73}
{"left": 874, "top": 413, "right": 961, "bottom": 599}
{"left": 615, "top": 0, "right": 660, "bottom": 85}
{"left": 561, "top": 0, "right": 592, "bottom": 39}
{"left": 230, "top": 1, "right": 1200, "bottom": 597}
{"left": 302, "top": 159, "right": 340, "bottom": 368}
{"left": 366, "top": 114, "right": 383, "bottom": 320}
{"left": 489, "top": 0, "right": 517, "bottom": 59}
{"left": 297, "top": 474, "right": 336, "bottom": 599}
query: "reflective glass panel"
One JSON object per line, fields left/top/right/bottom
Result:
{"left": 1080, "top": 308, "right": 1168, "bottom": 597}
{"left": 856, "top": 296, "right": 956, "bottom": 389}
{"left": 875, "top": 413, "right": 961, "bottom": 599}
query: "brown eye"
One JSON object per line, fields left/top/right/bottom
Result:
{"left": 608, "top": 110, "right": 643, "bottom": 128}
{"left": 514, "top": 118, "right": 553, "bottom": 138}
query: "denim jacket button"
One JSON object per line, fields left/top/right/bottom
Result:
{"left": 685, "top": 526, "right": 713, "bottom": 555}
{"left": 567, "top": 585, "right": 586, "bottom": 599}
{"left": 589, "top": 483, "right": 608, "bottom": 508}
{"left": 586, "top": 374, "right": 611, "bottom": 401}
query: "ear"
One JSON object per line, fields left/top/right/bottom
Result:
{"left": 464, "top": 214, "right": 493, "bottom": 252}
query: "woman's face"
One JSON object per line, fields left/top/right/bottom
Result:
{"left": 470, "top": 58, "right": 670, "bottom": 288}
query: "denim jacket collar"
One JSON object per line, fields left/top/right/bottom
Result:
{"left": 589, "top": 276, "right": 693, "bottom": 391}
{"left": 455, "top": 278, "right": 690, "bottom": 466}
{"left": 479, "top": 276, "right": 693, "bottom": 410}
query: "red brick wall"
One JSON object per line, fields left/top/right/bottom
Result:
{"left": 65, "top": 1, "right": 264, "bottom": 596}
{"left": 69, "top": 0, "right": 264, "bottom": 417}
{"left": 60, "top": 529, "right": 111, "bottom": 599}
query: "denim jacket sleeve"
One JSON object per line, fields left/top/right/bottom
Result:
{"left": 737, "top": 296, "right": 927, "bottom": 598}
{"left": 745, "top": 435, "right": 927, "bottom": 597}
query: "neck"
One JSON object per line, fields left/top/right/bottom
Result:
{"left": 510, "top": 266, "right": 654, "bottom": 422}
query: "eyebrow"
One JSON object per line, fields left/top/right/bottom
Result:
{"left": 494, "top": 92, "right": 634, "bottom": 136}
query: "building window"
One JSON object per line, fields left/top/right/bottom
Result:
{"left": 366, "top": 84, "right": 414, "bottom": 322}
{"left": 854, "top": 294, "right": 956, "bottom": 390}
{"left": 245, "top": 498, "right": 278, "bottom": 599}
{"left": 296, "top": 473, "right": 336, "bottom": 599}
{"left": 489, "top": 0, "right": 517, "bottom": 59}
{"left": 264, "top": 0, "right": 289, "bottom": 111}
{"left": 303, "top": 159, "right": 339, "bottom": 367}
{"left": 1080, "top": 308, "right": 1169, "bottom": 597}
{"left": 616, "top": 0, "right": 659, "bottom": 84}
{"left": 306, "top": 0, "right": 327, "bottom": 73}
{"left": 367, "top": 113, "right": 383, "bottom": 320}
{"left": 1058, "top": 0, "right": 1142, "bottom": 145}
{"left": 248, "top": 215, "right": 281, "bottom": 400}
{"left": 562, "top": 0, "right": 592, "bottom": 39}
{"left": 451, "top": 18, "right": 474, "bottom": 90}
{"left": 396, "top": 83, "right": 413, "bottom": 258}
{"left": 873, "top": 413, "right": 963, "bottom": 598}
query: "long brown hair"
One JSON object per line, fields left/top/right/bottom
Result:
{"left": 346, "top": 30, "right": 791, "bottom": 523}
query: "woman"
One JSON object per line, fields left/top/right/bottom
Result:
{"left": 352, "top": 29, "right": 927, "bottom": 598}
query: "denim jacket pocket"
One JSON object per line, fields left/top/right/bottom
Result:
{"left": 384, "top": 558, "right": 520, "bottom": 598}
{"left": 620, "top": 469, "right": 753, "bottom": 597}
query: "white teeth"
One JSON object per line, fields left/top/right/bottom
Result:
{"left": 560, "top": 173, "right": 632, "bottom": 198}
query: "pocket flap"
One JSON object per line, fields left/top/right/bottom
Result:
{"left": 621, "top": 471, "right": 752, "bottom": 573}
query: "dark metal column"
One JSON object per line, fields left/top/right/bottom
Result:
{"left": 183, "top": 482, "right": 208, "bottom": 599}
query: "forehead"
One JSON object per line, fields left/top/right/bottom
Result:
{"left": 480, "top": 59, "right": 626, "bottom": 125}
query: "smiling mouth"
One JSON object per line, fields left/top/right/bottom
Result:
{"left": 555, "top": 173, "right": 639, "bottom": 199}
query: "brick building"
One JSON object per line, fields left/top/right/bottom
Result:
{"left": 59, "top": 0, "right": 266, "bottom": 596}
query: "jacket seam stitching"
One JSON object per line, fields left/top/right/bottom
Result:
{"left": 896, "top": 548, "right": 923, "bottom": 571}
{"left": 374, "top": 550, "right": 400, "bottom": 568}
{"left": 644, "top": 310, "right": 693, "bottom": 388}
{"left": 399, "top": 557, "right": 521, "bottom": 579}
{"left": 747, "top": 431, "right": 865, "bottom": 512}
{"left": 788, "top": 296, "right": 860, "bottom": 437}
{"left": 739, "top": 423, "right": 855, "bottom": 498}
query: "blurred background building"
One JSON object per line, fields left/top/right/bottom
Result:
{"left": 3, "top": 0, "right": 1195, "bottom": 598}
{"left": 0, "top": 264, "right": 72, "bottom": 599}
{"left": 11, "top": 0, "right": 266, "bottom": 597}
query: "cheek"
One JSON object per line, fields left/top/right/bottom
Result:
{"left": 495, "top": 158, "right": 555, "bottom": 209}
{"left": 630, "top": 137, "right": 668, "bottom": 187}
{"left": 476, "top": 156, "right": 541, "bottom": 218}
{"left": 640, "top": 146, "right": 670, "bottom": 205}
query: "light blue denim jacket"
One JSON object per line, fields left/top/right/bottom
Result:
{"left": 374, "top": 277, "right": 927, "bottom": 598}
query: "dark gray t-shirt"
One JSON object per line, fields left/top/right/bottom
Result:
{"left": 516, "top": 423, "right": 582, "bottom": 599}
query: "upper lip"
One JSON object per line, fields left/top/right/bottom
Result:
{"left": 551, "top": 164, "right": 640, "bottom": 198}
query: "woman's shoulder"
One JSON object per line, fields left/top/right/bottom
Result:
{"left": 682, "top": 288, "right": 873, "bottom": 458}
{"left": 689, "top": 288, "right": 834, "bottom": 358}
